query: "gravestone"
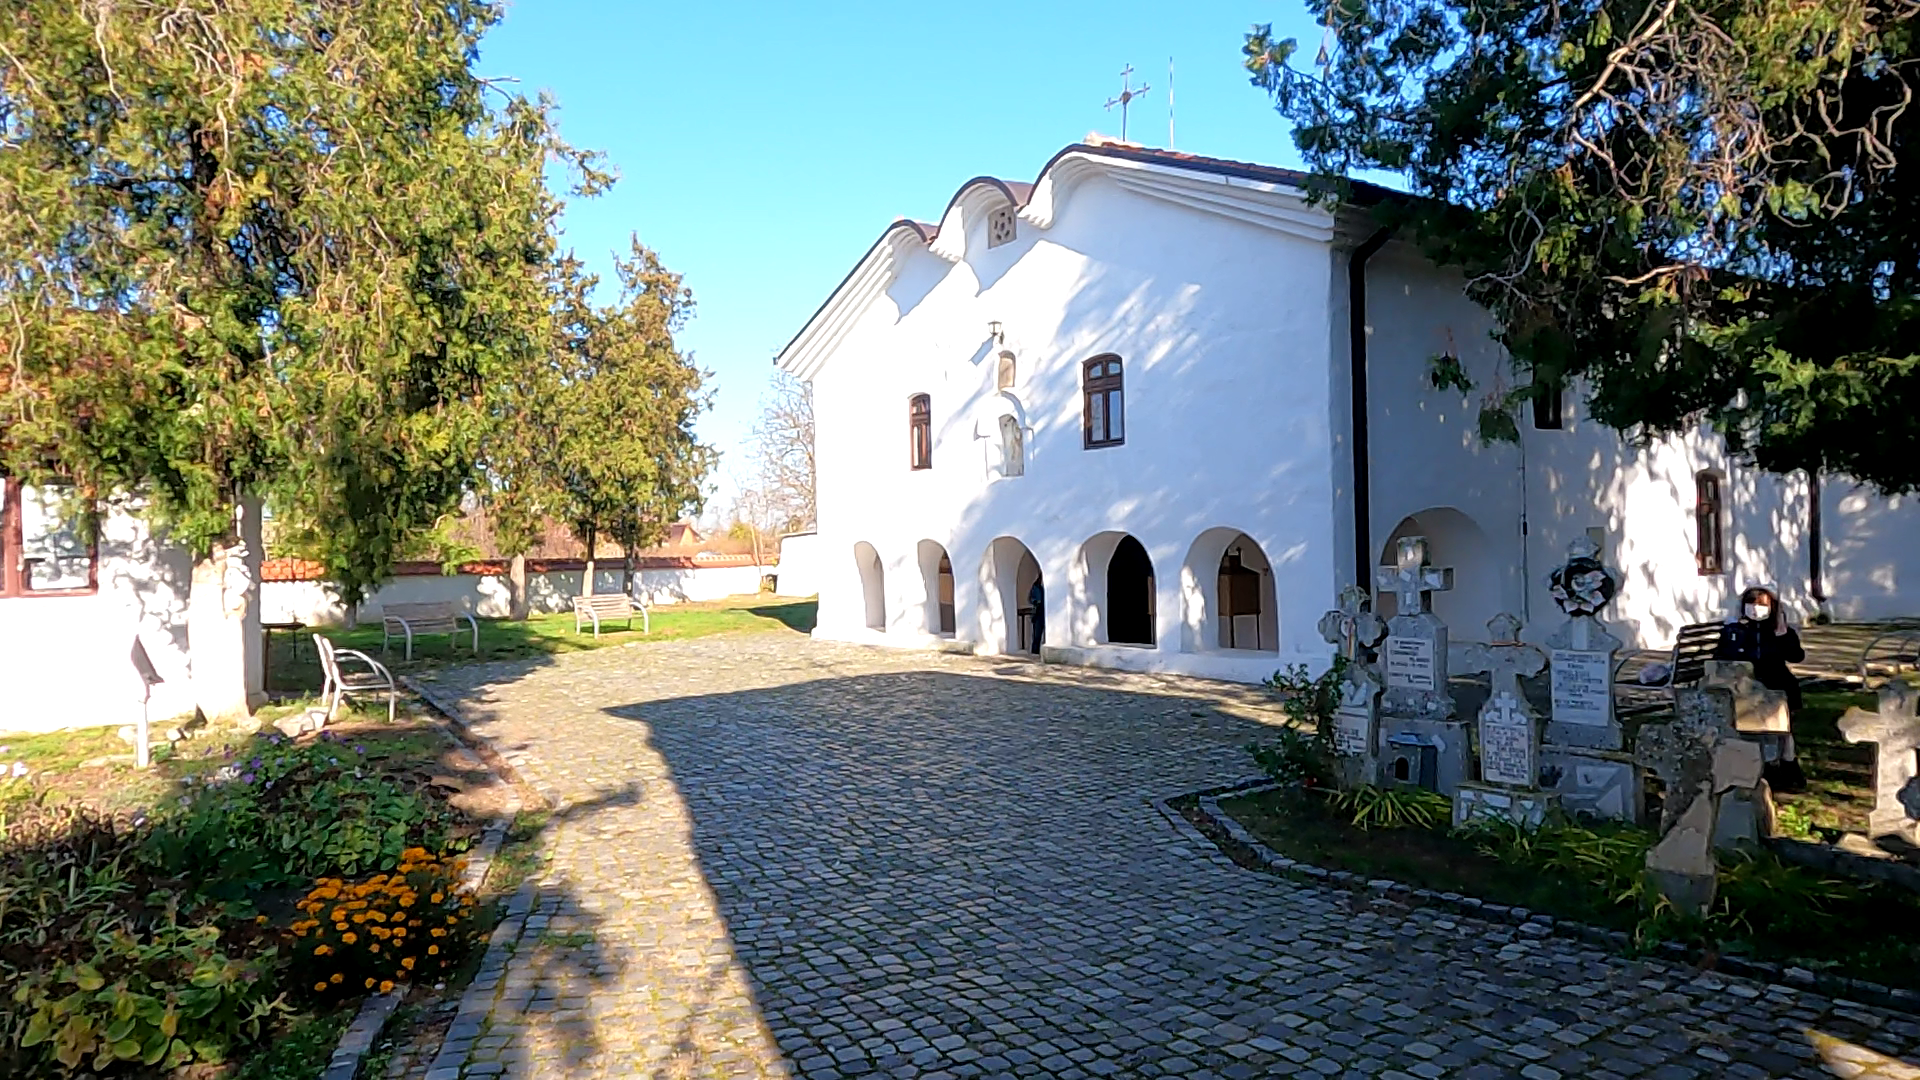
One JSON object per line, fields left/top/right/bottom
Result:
{"left": 1838, "top": 679, "right": 1920, "bottom": 846}
{"left": 1373, "top": 537, "right": 1470, "bottom": 793}
{"left": 1544, "top": 536, "right": 1624, "bottom": 750}
{"left": 1634, "top": 681, "right": 1767, "bottom": 916}
{"left": 1537, "top": 535, "right": 1643, "bottom": 823}
{"left": 1454, "top": 613, "right": 1559, "bottom": 828}
{"left": 1702, "top": 662, "right": 1792, "bottom": 735}
{"left": 1374, "top": 537, "right": 1455, "bottom": 720}
{"left": 1317, "top": 586, "right": 1388, "bottom": 789}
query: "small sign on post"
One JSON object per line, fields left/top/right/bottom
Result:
{"left": 130, "top": 637, "right": 164, "bottom": 770}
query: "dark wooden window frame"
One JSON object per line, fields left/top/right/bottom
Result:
{"left": 0, "top": 478, "right": 100, "bottom": 598}
{"left": 1531, "top": 378, "right": 1564, "bottom": 430}
{"left": 1695, "top": 471, "right": 1726, "bottom": 575}
{"left": 1082, "top": 354, "right": 1125, "bottom": 449}
{"left": 908, "top": 393, "right": 933, "bottom": 471}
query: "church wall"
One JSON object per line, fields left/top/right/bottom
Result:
{"left": 1357, "top": 244, "right": 1835, "bottom": 653}
{"left": 805, "top": 173, "right": 1347, "bottom": 680}
{"left": 1360, "top": 244, "right": 1526, "bottom": 644}
{"left": 1821, "top": 477, "right": 1920, "bottom": 622}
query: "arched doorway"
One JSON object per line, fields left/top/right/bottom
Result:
{"left": 1377, "top": 508, "right": 1497, "bottom": 634}
{"left": 917, "top": 540, "right": 955, "bottom": 637}
{"left": 853, "top": 541, "right": 886, "bottom": 631}
{"left": 980, "top": 537, "right": 1043, "bottom": 654}
{"left": 1179, "top": 528, "right": 1278, "bottom": 652}
{"left": 1106, "top": 535, "right": 1156, "bottom": 646}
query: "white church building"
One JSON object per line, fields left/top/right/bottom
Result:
{"left": 778, "top": 139, "right": 1920, "bottom": 682}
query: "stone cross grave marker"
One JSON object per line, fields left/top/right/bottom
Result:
{"left": 1318, "top": 585, "right": 1388, "bottom": 771}
{"left": 1461, "top": 613, "right": 1547, "bottom": 788}
{"left": 1373, "top": 536, "right": 1455, "bottom": 720}
{"left": 1634, "top": 682, "right": 1767, "bottom": 916}
{"left": 1701, "top": 661, "right": 1792, "bottom": 735}
{"left": 1839, "top": 678, "right": 1920, "bottom": 845}
{"left": 1545, "top": 535, "right": 1625, "bottom": 751}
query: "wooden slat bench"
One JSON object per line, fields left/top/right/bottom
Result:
{"left": 573, "top": 592, "right": 649, "bottom": 638}
{"left": 1616, "top": 620, "right": 1725, "bottom": 715}
{"left": 380, "top": 602, "right": 479, "bottom": 660}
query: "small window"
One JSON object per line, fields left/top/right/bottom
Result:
{"left": 1695, "top": 471, "right": 1725, "bottom": 575}
{"left": 908, "top": 393, "right": 932, "bottom": 470}
{"left": 0, "top": 479, "right": 98, "bottom": 596}
{"left": 1083, "top": 355, "right": 1124, "bottom": 448}
{"left": 996, "top": 351, "right": 1016, "bottom": 391}
{"left": 988, "top": 206, "right": 1017, "bottom": 248}
{"left": 1532, "top": 378, "right": 1564, "bottom": 430}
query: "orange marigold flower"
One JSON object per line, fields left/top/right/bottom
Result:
{"left": 428, "top": 945, "right": 440, "bottom": 955}
{"left": 341, "top": 932, "right": 357, "bottom": 944}
{"left": 379, "top": 980, "right": 394, "bottom": 993}
{"left": 314, "top": 945, "right": 332, "bottom": 956}
{"left": 315, "top": 981, "right": 328, "bottom": 991}
{"left": 365, "top": 978, "right": 376, "bottom": 989}
{"left": 369, "top": 944, "right": 381, "bottom": 953}
{"left": 429, "top": 893, "right": 444, "bottom": 904}
{"left": 431, "top": 928, "right": 446, "bottom": 938}
{"left": 401, "top": 957, "right": 416, "bottom": 970}
{"left": 331, "top": 973, "right": 344, "bottom": 984}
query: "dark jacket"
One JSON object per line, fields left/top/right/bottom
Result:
{"left": 1714, "top": 620, "right": 1806, "bottom": 711}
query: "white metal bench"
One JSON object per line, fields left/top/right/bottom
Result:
{"left": 1860, "top": 626, "right": 1920, "bottom": 686}
{"left": 315, "top": 634, "right": 396, "bottom": 722}
{"left": 573, "top": 592, "right": 648, "bottom": 638}
{"left": 380, "top": 602, "right": 479, "bottom": 660}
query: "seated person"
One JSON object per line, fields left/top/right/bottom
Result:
{"left": 1714, "top": 585, "right": 1807, "bottom": 791}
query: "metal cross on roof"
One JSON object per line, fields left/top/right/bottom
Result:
{"left": 1104, "top": 64, "right": 1151, "bottom": 143}
{"left": 1374, "top": 536, "right": 1454, "bottom": 617}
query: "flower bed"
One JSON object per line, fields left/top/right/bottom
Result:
{"left": 0, "top": 725, "right": 486, "bottom": 1076}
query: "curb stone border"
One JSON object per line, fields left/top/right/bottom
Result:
{"left": 402, "top": 673, "right": 560, "bottom": 1080}
{"left": 318, "top": 691, "right": 524, "bottom": 1080}
{"left": 1181, "top": 780, "right": 1920, "bottom": 1019}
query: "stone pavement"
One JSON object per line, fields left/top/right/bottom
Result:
{"left": 411, "top": 633, "right": 1920, "bottom": 1079}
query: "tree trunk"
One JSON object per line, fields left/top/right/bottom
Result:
{"left": 187, "top": 499, "right": 264, "bottom": 723}
{"left": 581, "top": 528, "right": 596, "bottom": 597}
{"left": 509, "top": 552, "right": 530, "bottom": 620}
{"left": 623, "top": 551, "right": 637, "bottom": 603}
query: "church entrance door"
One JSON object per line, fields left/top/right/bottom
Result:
{"left": 1106, "top": 535, "right": 1156, "bottom": 646}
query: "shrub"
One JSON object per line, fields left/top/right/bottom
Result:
{"left": 10, "top": 920, "right": 284, "bottom": 1074}
{"left": 286, "top": 849, "right": 480, "bottom": 999}
{"left": 1248, "top": 727, "right": 1336, "bottom": 792}
{"left": 1265, "top": 659, "right": 1348, "bottom": 744}
{"left": 142, "top": 734, "right": 464, "bottom": 899}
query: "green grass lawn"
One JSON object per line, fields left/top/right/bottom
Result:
{"left": 1780, "top": 687, "right": 1880, "bottom": 834}
{"left": 268, "top": 594, "right": 816, "bottom": 693}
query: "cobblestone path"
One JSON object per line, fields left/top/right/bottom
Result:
{"left": 412, "top": 633, "right": 1920, "bottom": 1080}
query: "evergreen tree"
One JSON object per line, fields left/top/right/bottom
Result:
{"left": 1247, "top": 0, "right": 1920, "bottom": 491}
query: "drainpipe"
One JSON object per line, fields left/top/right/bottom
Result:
{"left": 1349, "top": 227, "right": 1394, "bottom": 593}
{"left": 1808, "top": 469, "right": 1827, "bottom": 614}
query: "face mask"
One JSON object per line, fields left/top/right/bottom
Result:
{"left": 1745, "top": 603, "right": 1771, "bottom": 622}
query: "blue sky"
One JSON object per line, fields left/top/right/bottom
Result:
{"left": 480, "top": 1, "right": 1328, "bottom": 513}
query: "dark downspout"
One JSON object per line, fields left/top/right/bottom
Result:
{"left": 1808, "top": 470, "right": 1827, "bottom": 609}
{"left": 1350, "top": 228, "right": 1394, "bottom": 593}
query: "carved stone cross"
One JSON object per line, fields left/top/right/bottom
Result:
{"left": 1839, "top": 679, "right": 1920, "bottom": 842}
{"left": 1318, "top": 585, "right": 1386, "bottom": 668}
{"left": 1375, "top": 536, "right": 1453, "bottom": 616}
{"left": 1461, "top": 612, "right": 1546, "bottom": 707}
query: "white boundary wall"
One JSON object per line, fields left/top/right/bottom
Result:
{"left": 262, "top": 563, "right": 774, "bottom": 627}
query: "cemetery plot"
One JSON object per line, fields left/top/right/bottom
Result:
{"left": 1209, "top": 784, "right": 1920, "bottom": 993}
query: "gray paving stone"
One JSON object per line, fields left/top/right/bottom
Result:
{"left": 411, "top": 634, "right": 1920, "bottom": 1080}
